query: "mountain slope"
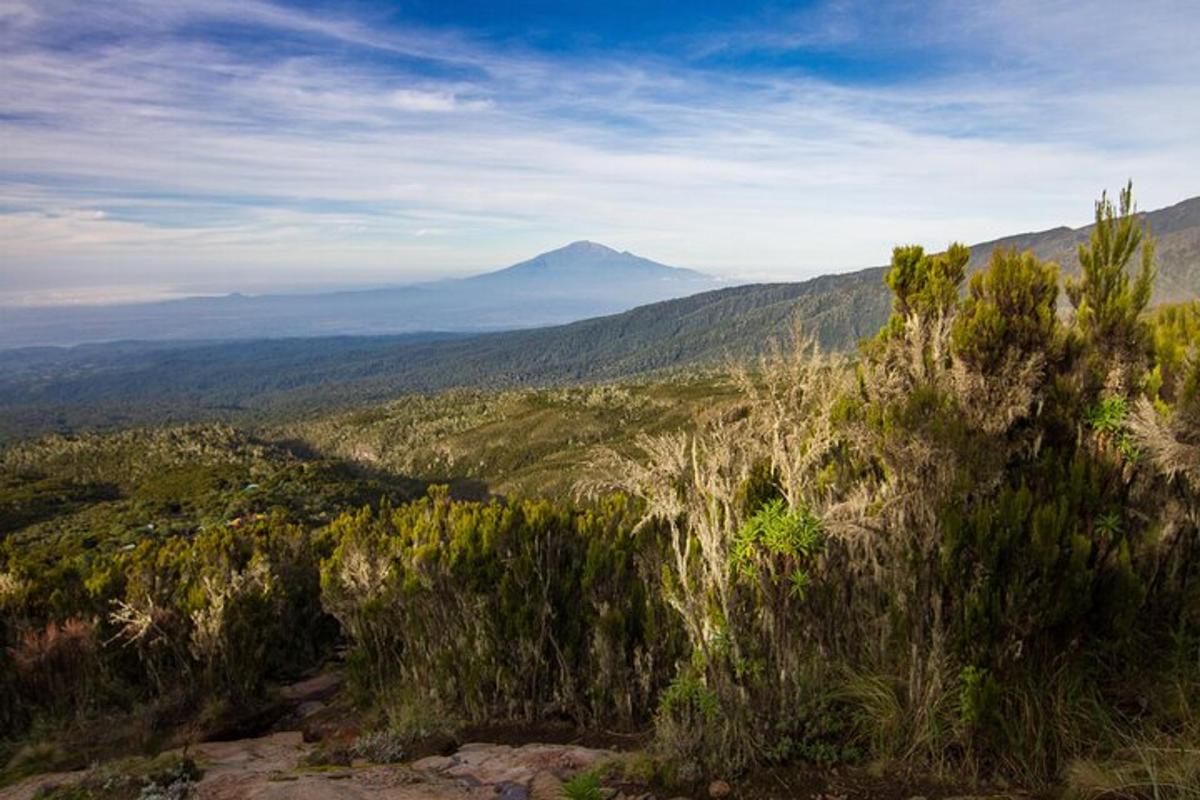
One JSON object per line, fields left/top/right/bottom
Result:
{"left": 1, "top": 195, "right": 1197, "bottom": 439}
{"left": 0, "top": 269, "right": 890, "bottom": 438}
{"left": 0, "top": 241, "right": 722, "bottom": 349}
{"left": 963, "top": 195, "right": 1200, "bottom": 302}
{"left": 466, "top": 240, "right": 711, "bottom": 287}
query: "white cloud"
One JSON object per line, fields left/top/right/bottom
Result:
{"left": 0, "top": 0, "right": 1198, "bottom": 300}
{"left": 388, "top": 89, "right": 491, "bottom": 113}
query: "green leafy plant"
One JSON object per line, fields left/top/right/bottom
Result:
{"left": 730, "top": 499, "right": 824, "bottom": 589}
{"left": 1086, "top": 395, "right": 1139, "bottom": 460}
{"left": 562, "top": 771, "right": 603, "bottom": 800}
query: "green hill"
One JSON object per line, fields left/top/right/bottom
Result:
{"left": 0, "top": 270, "right": 892, "bottom": 439}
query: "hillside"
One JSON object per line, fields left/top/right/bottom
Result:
{"left": 280, "top": 378, "right": 740, "bottom": 498}
{"left": 0, "top": 269, "right": 891, "bottom": 439}
{"left": 0, "top": 241, "right": 723, "bottom": 349}
{"left": 965, "top": 194, "right": 1200, "bottom": 302}
{"left": 3, "top": 191, "right": 1200, "bottom": 798}
{"left": 1, "top": 194, "right": 1197, "bottom": 439}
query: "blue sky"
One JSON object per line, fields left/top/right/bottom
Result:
{"left": 1, "top": 0, "right": 1198, "bottom": 304}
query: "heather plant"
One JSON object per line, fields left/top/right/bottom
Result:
{"left": 321, "top": 489, "right": 681, "bottom": 728}
{"left": 1067, "top": 182, "right": 1157, "bottom": 394}
{"left": 0, "top": 510, "right": 332, "bottom": 751}
{"left": 952, "top": 247, "right": 1061, "bottom": 375}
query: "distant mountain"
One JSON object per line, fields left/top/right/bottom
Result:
{"left": 466, "top": 240, "right": 712, "bottom": 289}
{"left": 0, "top": 241, "right": 723, "bottom": 349}
{"left": 1, "top": 195, "right": 1196, "bottom": 438}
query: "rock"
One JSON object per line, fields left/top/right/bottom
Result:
{"left": 412, "top": 754, "right": 456, "bottom": 773}
{"left": 279, "top": 670, "right": 343, "bottom": 702}
{"left": 709, "top": 779, "right": 732, "bottom": 798}
{"left": 296, "top": 700, "right": 325, "bottom": 718}
{"left": 499, "top": 782, "right": 531, "bottom": 800}
{"left": 555, "top": 746, "right": 609, "bottom": 773}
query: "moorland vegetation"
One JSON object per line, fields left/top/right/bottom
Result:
{"left": 2, "top": 186, "right": 1198, "bottom": 796}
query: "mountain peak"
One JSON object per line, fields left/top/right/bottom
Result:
{"left": 460, "top": 241, "right": 715, "bottom": 292}
{"left": 555, "top": 240, "right": 621, "bottom": 256}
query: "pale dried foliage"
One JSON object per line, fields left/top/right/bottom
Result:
{"left": 109, "top": 595, "right": 175, "bottom": 649}
{"left": 0, "top": 571, "right": 29, "bottom": 606}
{"left": 582, "top": 329, "right": 866, "bottom": 773}
{"left": 952, "top": 350, "right": 1047, "bottom": 437}
{"left": 839, "top": 312, "right": 1047, "bottom": 664}
{"left": 1068, "top": 743, "right": 1200, "bottom": 800}
{"left": 322, "top": 532, "right": 397, "bottom": 662}
{"left": 334, "top": 540, "right": 393, "bottom": 602}
{"left": 109, "top": 594, "right": 188, "bottom": 691}
{"left": 585, "top": 328, "right": 857, "bottom": 654}
{"left": 1128, "top": 397, "right": 1200, "bottom": 562}
{"left": 732, "top": 327, "right": 852, "bottom": 511}
{"left": 1129, "top": 398, "right": 1200, "bottom": 487}
{"left": 585, "top": 419, "right": 754, "bottom": 653}
{"left": 189, "top": 559, "right": 273, "bottom": 664}
{"left": 588, "top": 313, "right": 1059, "bottom": 767}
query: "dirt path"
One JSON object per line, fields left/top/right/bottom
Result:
{"left": 190, "top": 731, "right": 475, "bottom": 799}
{"left": 0, "top": 667, "right": 635, "bottom": 800}
{"left": 190, "top": 732, "right": 614, "bottom": 800}
{"left": 0, "top": 729, "right": 621, "bottom": 800}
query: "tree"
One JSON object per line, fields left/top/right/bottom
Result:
{"left": 1066, "top": 182, "right": 1156, "bottom": 391}
{"left": 881, "top": 242, "right": 970, "bottom": 336}
{"left": 952, "top": 247, "right": 1060, "bottom": 375}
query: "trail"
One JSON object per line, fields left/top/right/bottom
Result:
{"left": 190, "top": 732, "right": 611, "bottom": 800}
{"left": 2, "top": 731, "right": 616, "bottom": 800}
{"left": 0, "top": 670, "right": 620, "bottom": 800}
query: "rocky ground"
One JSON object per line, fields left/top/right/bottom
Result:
{"left": 0, "top": 731, "right": 627, "bottom": 800}
{"left": 0, "top": 667, "right": 642, "bottom": 800}
{"left": 0, "top": 668, "right": 1027, "bottom": 800}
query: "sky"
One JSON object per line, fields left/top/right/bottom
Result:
{"left": 1, "top": 0, "right": 1199, "bottom": 305}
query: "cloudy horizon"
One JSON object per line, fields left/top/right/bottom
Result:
{"left": 2, "top": 0, "right": 1199, "bottom": 305}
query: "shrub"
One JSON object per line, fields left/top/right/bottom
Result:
{"left": 321, "top": 490, "right": 682, "bottom": 728}
{"left": 952, "top": 247, "right": 1060, "bottom": 375}
{"left": 349, "top": 729, "right": 407, "bottom": 764}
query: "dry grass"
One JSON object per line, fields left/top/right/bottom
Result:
{"left": 1068, "top": 741, "right": 1200, "bottom": 800}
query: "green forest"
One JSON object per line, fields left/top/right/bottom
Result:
{"left": 2, "top": 186, "right": 1199, "bottom": 798}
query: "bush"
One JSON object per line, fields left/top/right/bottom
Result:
{"left": 321, "top": 489, "right": 682, "bottom": 728}
{"left": 349, "top": 729, "right": 407, "bottom": 764}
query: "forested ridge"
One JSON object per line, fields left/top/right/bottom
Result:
{"left": 2, "top": 187, "right": 1199, "bottom": 798}
{"left": 3, "top": 194, "right": 1199, "bottom": 443}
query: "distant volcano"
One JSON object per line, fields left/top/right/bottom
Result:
{"left": 0, "top": 242, "right": 725, "bottom": 348}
